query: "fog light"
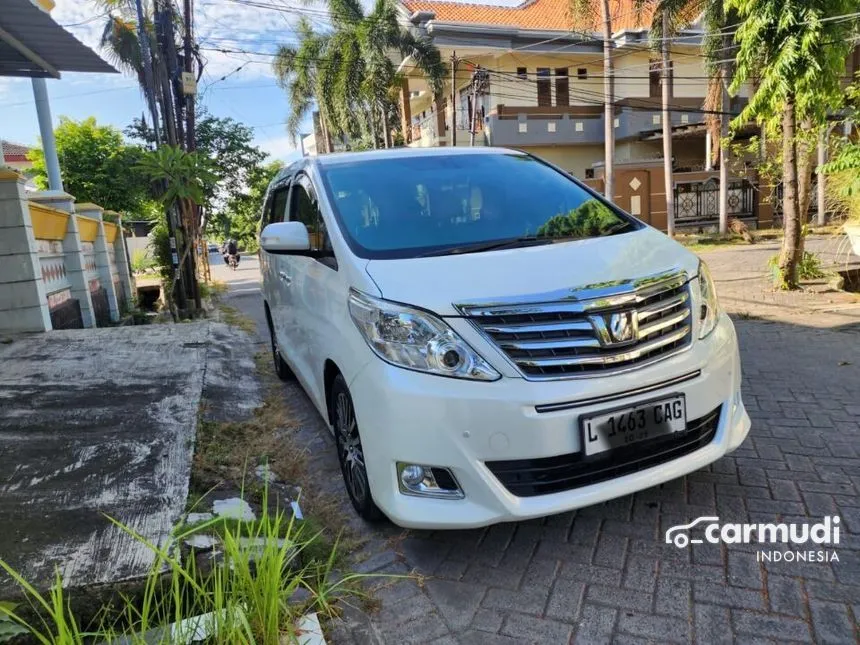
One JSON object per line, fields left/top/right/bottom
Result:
{"left": 396, "top": 463, "right": 464, "bottom": 499}
{"left": 400, "top": 464, "right": 425, "bottom": 487}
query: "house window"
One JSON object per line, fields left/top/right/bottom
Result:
{"left": 536, "top": 68, "right": 551, "bottom": 107}
{"left": 649, "top": 59, "right": 673, "bottom": 98}
{"left": 516, "top": 67, "right": 527, "bottom": 80}
{"left": 577, "top": 68, "right": 588, "bottom": 79}
{"left": 555, "top": 68, "right": 569, "bottom": 107}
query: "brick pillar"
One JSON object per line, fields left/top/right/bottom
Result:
{"left": 400, "top": 77, "right": 412, "bottom": 145}
{"left": 77, "top": 203, "right": 120, "bottom": 322}
{"left": 0, "top": 170, "right": 52, "bottom": 332}
{"left": 112, "top": 214, "right": 135, "bottom": 308}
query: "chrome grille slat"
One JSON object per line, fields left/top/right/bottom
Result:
{"left": 458, "top": 270, "right": 694, "bottom": 379}
{"left": 638, "top": 309, "right": 691, "bottom": 338}
{"left": 636, "top": 292, "right": 689, "bottom": 321}
{"left": 483, "top": 320, "right": 593, "bottom": 335}
{"left": 498, "top": 337, "right": 602, "bottom": 351}
{"left": 517, "top": 325, "right": 691, "bottom": 368}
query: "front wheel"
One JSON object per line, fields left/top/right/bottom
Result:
{"left": 331, "top": 375, "right": 383, "bottom": 521}
{"left": 266, "top": 312, "right": 294, "bottom": 381}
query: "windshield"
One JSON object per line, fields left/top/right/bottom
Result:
{"left": 319, "top": 153, "right": 638, "bottom": 259}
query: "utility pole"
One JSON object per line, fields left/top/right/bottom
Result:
{"left": 601, "top": 0, "right": 615, "bottom": 203}
{"left": 450, "top": 51, "right": 459, "bottom": 146}
{"left": 183, "top": 0, "right": 195, "bottom": 154}
{"left": 718, "top": 34, "right": 732, "bottom": 235}
{"left": 661, "top": 10, "right": 675, "bottom": 238}
{"left": 470, "top": 67, "right": 489, "bottom": 146}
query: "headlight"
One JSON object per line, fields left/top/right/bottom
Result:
{"left": 697, "top": 261, "right": 720, "bottom": 338}
{"left": 348, "top": 289, "right": 500, "bottom": 381}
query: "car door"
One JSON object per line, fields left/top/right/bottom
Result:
{"left": 285, "top": 173, "right": 339, "bottom": 407}
{"left": 263, "top": 182, "right": 291, "bottom": 350}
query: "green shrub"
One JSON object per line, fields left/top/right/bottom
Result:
{"left": 767, "top": 251, "right": 826, "bottom": 281}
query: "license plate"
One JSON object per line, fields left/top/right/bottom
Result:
{"left": 581, "top": 395, "right": 687, "bottom": 456}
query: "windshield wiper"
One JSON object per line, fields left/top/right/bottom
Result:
{"left": 417, "top": 236, "right": 552, "bottom": 258}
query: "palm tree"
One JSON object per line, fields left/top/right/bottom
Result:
{"left": 273, "top": 0, "right": 444, "bottom": 151}
{"left": 727, "top": 0, "right": 858, "bottom": 289}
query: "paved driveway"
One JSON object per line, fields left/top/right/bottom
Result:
{"left": 220, "top": 257, "right": 860, "bottom": 644}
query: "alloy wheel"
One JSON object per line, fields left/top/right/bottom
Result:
{"left": 335, "top": 391, "right": 369, "bottom": 507}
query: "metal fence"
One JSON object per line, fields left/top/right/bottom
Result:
{"left": 674, "top": 180, "right": 756, "bottom": 223}
{"left": 49, "top": 298, "right": 83, "bottom": 330}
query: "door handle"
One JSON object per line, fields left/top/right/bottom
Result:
{"left": 278, "top": 271, "right": 292, "bottom": 286}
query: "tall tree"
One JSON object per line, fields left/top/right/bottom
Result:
{"left": 29, "top": 117, "right": 154, "bottom": 217}
{"left": 727, "top": 0, "right": 858, "bottom": 288}
{"left": 273, "top": 0, "right": 444, "bottom": 150}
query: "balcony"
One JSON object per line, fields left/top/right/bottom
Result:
{"left": 484, "top": 100, "right": 706, "bottom": 148}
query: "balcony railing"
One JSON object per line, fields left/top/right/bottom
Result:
{"left": 674, "top": 179, "right": 756, "bottom": 224}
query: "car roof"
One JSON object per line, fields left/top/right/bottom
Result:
{"left": 310, "top": 146, "right": 527, "bottom": 168}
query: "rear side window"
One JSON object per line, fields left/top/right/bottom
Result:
{"left": 269, "top": 186, "right": 289, "bottom": 225}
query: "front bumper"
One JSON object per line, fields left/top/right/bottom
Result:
{"left": 348, "top": 314, "right": 750, "bottom": 529}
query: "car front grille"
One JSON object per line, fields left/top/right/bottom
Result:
{"left": 457, "top": 270, "right": 693, "bottom": 379}
{"left": 485, "top": 405, "right": 722, "bottom": 498}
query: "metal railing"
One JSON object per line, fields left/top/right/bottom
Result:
{"left": 674, "top": 180, "right": 755, "bottom": 223}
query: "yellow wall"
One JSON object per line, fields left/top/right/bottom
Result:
{"left": 77, "top": 216, "right": 99, "bottom": 243}
{"left": 29, "top": 202, "right": 69, "bottom": 241}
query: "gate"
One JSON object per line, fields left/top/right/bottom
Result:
{"left": 674, "top": 179, "right": 756, "bottom": 225}
{"left": 49, "top": 298, "right": 84, "bottom": 330}
{"left": 91, "top": 286, "right": 111, "bottom": 326}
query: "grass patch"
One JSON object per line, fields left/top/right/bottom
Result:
{"left": 218, "top": 304, "right": 257, "bottom": 334}
{"left": 199, "top": 280, "right": 229, "bottom": 301}
{"left": 0, "top": 485, "right": 376, "bottom": 644}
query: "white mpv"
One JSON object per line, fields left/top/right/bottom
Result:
{"left": 259, "top": 147, "right": 750, "bottom": 529}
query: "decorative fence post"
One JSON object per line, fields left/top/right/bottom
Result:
{"left": 29, "top": 190, "right": 97, "bottom": 329}
{"left": 110, "top": 212, "right": 135, "bottom": 310}
{"left": 76, "top": 203, "right": 120, "bottom": 324}
{"left": 0, "top": 169, "right": 52, "bottom": 333}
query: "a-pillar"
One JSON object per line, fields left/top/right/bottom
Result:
{"left": 77, "top": 203, "right": 120, "bottom": 322}
{"left": 30, "top": 191, "right": 96, "bottom": 328}
{"left": 0, "top": 169, "right": 52, "bottom": 333}
{"left": 111, "top": 212, "right": 135, "bottom": 308}
{"left": 400, "top": 77, "right": 412, "bottom": 145}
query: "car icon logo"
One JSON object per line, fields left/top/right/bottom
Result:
{"left": 665, "top": 516, "right": 720, "bottom": 548}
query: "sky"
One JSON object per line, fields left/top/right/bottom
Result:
{"left": 1, "top": 0, "right": 526, "bottom": 161}
{"left": 0, "top": 0, "right": 327, "bottom": 162}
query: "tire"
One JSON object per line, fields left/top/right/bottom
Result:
{"left": 266, "top": 310, "right": 294, "bottom": 382}
{"left": 330, "top": 375, "right": 383, "bottom": 521}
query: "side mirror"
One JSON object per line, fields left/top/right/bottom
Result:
{"left": 260, "top": 222, "right": 310, "bottom": 253}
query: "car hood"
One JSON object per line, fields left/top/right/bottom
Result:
{"left": 363, "top": 227, "right": 700, "bottom": 316}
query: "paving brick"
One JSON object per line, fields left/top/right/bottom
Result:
{"left": 424, "top": 580, "right": 485, "bottom": 630}
{"left": 560, "top": 562, "right": 624, "bottom": 586}
{"left": 483, "top": 586, "right": 549, "bottom": 616}
{"left": 809, "top": 600, "right": 856, "bottom": 644}
{"left": 622, "top": 556, "right": 658, "bottom": 592}
{"left": 767, "top": 478, "right": 802, "bottom": 501}
{"left": 693, "top": 604, "right": 732, "bottom": 645}
{"left": 593, "top": 533, "right": 629, "bottom": 568}
{"left": 654, "top": 577, "right": 690, "bottom": 617}
{"left": 458, "top": 631, "right": 521, "bottom": 645}
{"left": 545, "top": 577, "right": 585, "bottom": 622}
{"left": 727, "top": 550, "right": 763, "bottom": 589}
{"left": 766, "top": 575, "right": 807, "bottom": 617}
{"left": 501, "top": 612, "right": 573, "bottom": 643}
{"left": 586, "top": 585, "right": 653, "bottom": 612}
{"left": 694, "top": 582, "right": 766, "bottom": 610}
{"left": 469, "top": 608, "right": 504, "bottom": 634}
{"left": 462, "top": 563, "right": 523, "bottom": 590}
{"left": 617, "top": 612, "right": 691, "bottom": 643}
{"left": 732, "top": 611, "right": 812, "bottom": 642}
{"left": 574, "top": 604, "right": 617, "bottom": 644}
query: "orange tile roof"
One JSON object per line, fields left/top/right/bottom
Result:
{"left": 401, "top": 0, "right": 656, "bottom": 33}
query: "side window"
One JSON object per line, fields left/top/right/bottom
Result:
{"left": 290, "top": 175, "right": 335, "bottom": 261}
{"left": 269, "top": 185, "right": 289, "bottom": 225}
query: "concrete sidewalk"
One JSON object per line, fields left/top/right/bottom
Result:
{"left": 0, "top": 322, "right": 250, "bottom": 594}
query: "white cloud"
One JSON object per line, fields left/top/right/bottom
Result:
{"left": 254, "top": 133, "right": 301, "bottom": 161}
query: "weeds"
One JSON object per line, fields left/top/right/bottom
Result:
{"left": 0, "top": 485, "right": 375, "bottom": 644}
{"left": 767, "top": 251, "right": 826, "bottom": 284}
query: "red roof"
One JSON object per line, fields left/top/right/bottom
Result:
{"left": 2, "top": 140, "right": 33, "bottom": 162}
{"left": 401, "top": 0, "right": 656, "bottom": 32}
